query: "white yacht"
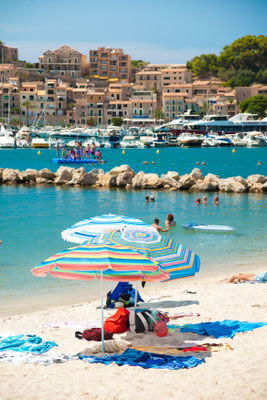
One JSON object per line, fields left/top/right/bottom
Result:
{"left": 214, "top": 134, "right": 232, "bottom": 147}
{"left": 242, "top": 131, "right": 267, "bottom": 147}
{"left": 186, "top": 113, "right": 267, "bottom": 134}
{"left": 231, "top": 132, "right": 248, "bottom": 147}
{"left": 0, "top": 124, "right": 15, "bottom": 148}
{"left": 202, "top": 135, "right": 217, "bottom": 147}
{"left": 178, "top": 132, "right": 204, "bottom": 147}
{"left": 120, "top": 136, "right": 144, "bottom": 149}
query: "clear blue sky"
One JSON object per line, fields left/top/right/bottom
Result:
{"left": 1, "top": 0, "right": 266, "bottom": 63}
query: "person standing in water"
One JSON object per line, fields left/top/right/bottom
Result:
{"left": 165, "top": 214, "right": 176, "bottom": 228}
{"left": 152, "top": 218, "right": 170, "bottom": 233}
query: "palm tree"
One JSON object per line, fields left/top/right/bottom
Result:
{"left": 23, "top": 100, "right": 31, "bottom": 126}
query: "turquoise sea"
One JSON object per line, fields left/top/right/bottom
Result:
{"left": 0, "top": 148, "right": 266, "bottom": 317}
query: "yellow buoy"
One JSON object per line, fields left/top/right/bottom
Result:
{"left": 156, "top": 149, "right": 160, "bottom": 154}
{"left": 37, "top": 150, "right": 41, "bottom": 155}
{"left": 122, "top": 150, "right": 125, "bottom": 155}
{"left": 232, "top": 148, "right": 236, "bottom": 153}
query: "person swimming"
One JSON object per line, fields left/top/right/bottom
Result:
{"left": 195, "top": 198, "right": 201, "bottom": 204}
{"left": 203, "top": 196, "right": 208, "bottom": 204}
{"left": 145, "top": 195, "right": 150, "bottom": 203}
{"left": 214, "top": 196, "right": 219, "bottom": 204}
{"left": 152, "top": 218, "right": 170, "bottom": 233}
{"left": 165, "top": 213, "right": 176, "bottom": 228}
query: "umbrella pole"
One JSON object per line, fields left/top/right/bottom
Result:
{"left": 134, "top": 281, "right": 138, "bottom": 310}
{"left": 100, "top": 270, "right": 104, "bottom": 353}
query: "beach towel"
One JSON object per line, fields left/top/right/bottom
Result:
{"left": 131, "top": 343, "right": 232, "bottom": 355}
{"left": 44, "top": 321, "right": 102, "bottom": 329}
{"left": 0, "top": 351, "right": 75, "bottom": 365}
{"left": 79, "top": 348, "right": 205, "bottom": 370}
{"left": 0, "top": 335, "right": 57, "bottom": 353}
{"left": 170, "top": 320, "right": 267, "bottom": 338}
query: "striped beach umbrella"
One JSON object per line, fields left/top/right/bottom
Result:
{"left": 61, "top": 214, "right": 157, "bottom": 244}
{"left": 32, "top": 243, "right": 169, "bottom": 352}
{"left": 92, "top": 230, "right": 200, "bottom": 281}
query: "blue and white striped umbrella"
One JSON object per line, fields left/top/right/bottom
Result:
{"left": 61, "top": 214, "right": 158, "bottom": 244}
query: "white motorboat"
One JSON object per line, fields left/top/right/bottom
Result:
{"left": 202, "top": 135, "right": 217, "bottom": 147}
{"left": 16, "top": 139, "right": 29, "bottom": 148}
{"left": 31, "top": 138, "right": 49, "bottom": 148}
{"left": 120, "top": 136, "right": 144, "bottom": 149}
{"left": 214, "top": 134, "right": 232, "bottom": 147}
{"left": 231, "top": 132, "right": 248, "bottom": 147}
{"left": 242, "top": 131, "right": 267, "bottom": 147}
{"left": 178, "top": 132, "right": 203, "bottom": 147}
{"left": 0, "top": 135, "right": 15, "bottom": 148}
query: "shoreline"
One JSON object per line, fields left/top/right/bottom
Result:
{"left": 0, "top": 263, "right": 266, "bottom": 400}
{"left": 1, "top": 259, "right": 266, "bottom": 319}
{"left": 1, "top": 165, "right": 266, "bottom": 193}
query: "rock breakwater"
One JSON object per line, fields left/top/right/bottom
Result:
{"left": 1, "top": 165, "right": 266, "bottom": 193}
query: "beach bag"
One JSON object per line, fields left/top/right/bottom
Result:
{"left": 129, "top": 310, "right": 158, "bottom": 333}
{"left": 75, "top": 328, "right": 113, "bottom": 342}
{"left": 104, "top": 308, "right": 130, "bottom": 334}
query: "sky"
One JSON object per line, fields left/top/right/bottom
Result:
{"left": 1, "top": 0, "right": 266, "bottom": 64}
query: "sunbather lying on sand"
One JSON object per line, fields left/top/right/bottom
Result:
{"left": 229, "top": 272, "right": 267, "bottom": 283}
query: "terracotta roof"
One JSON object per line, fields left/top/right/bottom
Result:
{"left": 192, "top": 80, "right": 211, "bottom": 86}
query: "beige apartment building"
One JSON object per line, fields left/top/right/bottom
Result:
{"left": 235, "top": 84, "right": 267, "bottom": 103}
{"left": 67, "top": 91, "right": 106, "bottom": 126}
{"left": 39, "top": 45, "right": 87, "bottom": 78}
{"left": 89, "top": 47, "right": 131, "bottom": 84}
{"left": 0, "top": 43, "right": 18, "bottom": 62}
{"left": 0, "top": 77, "right": 20, "bottom": 122}
{"left": 161, "top": 65, "right": 191, "bottom": 87}
{"left": 0, "top": 64, "right": 16, "bottom": 83}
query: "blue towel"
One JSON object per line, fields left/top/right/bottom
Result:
{"left": 79, "top": 348, "right": 204, "bottom": 370}
{"left": 0, "top": 335, "right": 57, "bottom": 353}
{"left": 109, "top": 282, "right": 144, "bottom": 303}
{"left": 176, "top": 320, "right": 267, "bottom": 338}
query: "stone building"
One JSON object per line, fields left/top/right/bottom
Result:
{"left": 0, "top": 43, "right": 18, "bottom": 62}
{"left": 38, "top": 44, "right": 87, "bottom": 78}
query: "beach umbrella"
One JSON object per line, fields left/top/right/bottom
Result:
{"left": 32, "top": 243, "right": 169, "bottom": 352}
{"left": 91, "top": 229, "right": 200, "bottom": 281}
{"left": 61, "top": 214, "right": 157, "bottom": 244}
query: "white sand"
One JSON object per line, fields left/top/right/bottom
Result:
{"left": 0, "top": 267, "right": 266, "bottom": 400}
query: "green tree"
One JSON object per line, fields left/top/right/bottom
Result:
{"left": 239, "top": 95, "right": 267, "bottom": 118}
{"left": 131, "top": 60, "right": 147, "bottom": 69}
{"left": 189, "top": 54, "right": 218, "bottom": 76}
{"left": 256, "top": 69, "right": 267, "bottom": 84}
{"left": 111, "top": 117, "right": 123, "bottom": 126}
{"left": 11, "top": 117, "right": 20, "bottom": 126}
{"left": 154, "top": 109, "right": 165, "bottom": 121}
{"left": 86, "top": 117, "right": 96, "bottom": 127}
{"left": 25, "top": 62, "right": 34, "bottom": 68}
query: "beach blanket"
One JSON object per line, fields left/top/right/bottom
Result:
{"left": 168, "top": 320, "right": 267, "bottom": 338}
{"left": 131, "top": 343, "right": 232, "bottom": 355}
{"left": 79, "top": 348, "right": 205, "bottom": 370}
{"left": 44, "top": 321, "right": 102, "bottom": 329}
{"left": 0, "top": 335, "right": 57, "bottom": 353}
{"left": 0, "top": 351, "right": 75, "bottom": 365}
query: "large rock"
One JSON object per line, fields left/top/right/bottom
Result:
{"left": 143, "top": 173, "right": 163, "bottom": 189}
{"left": 261, "top": 182, "right": 267, "bottom": 193}
{"left": 36, "top": 177, "right": 50, "bottom": 185}
{"left": 179, "top": 174, "right": 196, "bottom": 190}
{"left": 70, "top": 167, "right": 85, "bottom": 185}
{"left": 190, "top": 168, "right": 204, "bottom": 181}
{"left": 166, "top": 171, "right": 180, "bottom": 181}
{"left": 249, "top": 183, "right": 263, "bottom": 193}
{"left": 190, "top": 181, "right": 219, "bottom": 192}
{"left": 219, "top": 177, "right": 248, "bottom": 193}
{"left": 82, "top": 170, "right": 103, "bottom": 186}
{"left": 247, "top": 174, "right": 266, "bottom": 185}
{"left": 109, "top": 165, "right": 135, "bottom": 177}
{"left": 2, "top": 168, "right": 23, "bottom": 184}
{"left": 0, "top": 168, "right": 4, "bottom": 182}
{"left": 39, "top": 168, "right": 56, "bottom": 180}
{"left": 161, "top": 174, "right": 179, "bottom": 188}
{"left": 98, "top": 173, "right": 117, "bottom": 187}
{"left": 204, "top": 173, "right": 220, "bottom": 183}
{"left": 116, "top": 172, "right": 133, "bottom": 188}
{"left": 54, "top": 167, "right": 74, "bottom": 184}
{"left": 132, "top": 171, "right": 146, "bottom": 189}
{"left": 22, "top": 169, "right": 39, "bottom": 182}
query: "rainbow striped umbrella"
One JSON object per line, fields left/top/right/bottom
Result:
{"left": 61, "top": 214, "right": 158, "bottom": 244}
{"left": 32, "top": 243, "right": 169, "bottom": 352}
{"left": 93, "top": 230, "right": 200, "bottom": 281}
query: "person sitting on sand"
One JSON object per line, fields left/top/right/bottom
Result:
{"left": 214, "top": 196, "right": 219, "bottom": 204}
{"left": 165, "top": 213, "right": 176, "bottom": 228}
{"left": 203, "top": 196, "right": 208, "bottom": 204}
{"left": 195, "top": 198, "right": 201, "bottom": 204}
{"left": 145, "top": 195, "right": 150, "bottom": 203}
{"left": 229, "top": 272, "right": 267, "bottom": 283}
{"left": 152, "top": 218, "right": 170, "bottom": 233}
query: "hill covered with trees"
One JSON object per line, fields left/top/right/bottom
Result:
{"left": 187, "top": 35, "right": 267, "bottom": 88}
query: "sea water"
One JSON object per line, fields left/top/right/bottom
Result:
{"left": 0, "top": 148, "right": 266, "bottom": 316}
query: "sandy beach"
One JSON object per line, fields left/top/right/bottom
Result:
{"left": 0, "top": 265, "right": 266, "bottom": 400}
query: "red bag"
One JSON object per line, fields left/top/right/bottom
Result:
{"left": 75, "top": 328, "right": 113, "bottom": 341}
{"left": 104, "top": 307, "right": 130, "bottom": 333}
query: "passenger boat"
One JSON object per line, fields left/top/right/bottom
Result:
{"left": 177, "top": 132, "right": 203, "bottom": 147}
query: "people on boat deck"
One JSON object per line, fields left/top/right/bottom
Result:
{"left": 165, "top": 213, "right": 176, "bottom": 228}
{"left": 152, "top": 218, "right": 170, "bottom": 233}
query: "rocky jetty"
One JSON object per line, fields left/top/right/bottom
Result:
{"left": 0, "top": 165, "right": 266, "bottom": 193}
